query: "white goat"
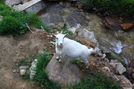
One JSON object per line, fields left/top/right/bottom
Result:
{"left": 52, "top": 32, "right": 99, "bottom": 68}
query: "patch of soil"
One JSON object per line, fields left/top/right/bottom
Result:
{"left": 0, "top": 30, "right": 55, "bottom": 89}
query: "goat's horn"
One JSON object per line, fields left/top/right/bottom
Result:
{"left": 61, "top": 31, "right": 63, "bottom": 34}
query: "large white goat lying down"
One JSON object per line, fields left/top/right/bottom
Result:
{"left": 52, "top": 32, "right": 105, "bottom": 68}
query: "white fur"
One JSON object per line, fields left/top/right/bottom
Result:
{"left": 53, "top": 33, "right": 97, "bottom": 68}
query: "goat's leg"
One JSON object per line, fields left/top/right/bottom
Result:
{"left": 58, "top": 52, "right": 62, "bottom": 62}
{"left": 82, "top": 59, "right": 90, "bottom": 68}
{"left": 56, "top": 55, "right": 60, "bottom": 60}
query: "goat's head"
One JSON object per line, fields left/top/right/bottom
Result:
{"left": 52, "top": 31, "right": 68, "bottom": 47}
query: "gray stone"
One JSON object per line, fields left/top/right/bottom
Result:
{"left": 20, "top": 69, "right": 26, "bottom": 76}
{"left": 5, "top": 0, "right": 22, "bottom": 6}
{"left": 13, "top": 0, "right": 42, "bottom": 12}
{"left": 45, "top": 53, "right": 80, "bottom": 85}
{"left": 110, "top": 63, "right": 126, "bottom": 74}
{"left": 29, "top": 59, "right": 38, "bottom": 79}
{"left": 19, "top": 66, "right": 27, "bottom": 70}
{"left": 25, "top": 1, "right": 46, "bottom": 13}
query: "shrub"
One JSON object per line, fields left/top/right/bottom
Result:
{"left": 0, "top": 3, "right": 51, "bottom": 35}
{"left": 0, "top": 16, "right": 26, "bottom": 35}
{"left": 81, "top": 0, "right": 134, "bottom": 16}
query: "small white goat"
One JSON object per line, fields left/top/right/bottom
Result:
{"left": 52, "top": 32, "right": 98, "bottom": 68}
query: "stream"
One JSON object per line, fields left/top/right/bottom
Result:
{"left": 34, "top": 2, "right": 134, "bottom": 64}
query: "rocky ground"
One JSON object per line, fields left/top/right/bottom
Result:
{"left": 0, "top": 27, "right": 133, "bottom": 89}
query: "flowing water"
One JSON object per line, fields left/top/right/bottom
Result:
{"left": 38, "top": 3, "right": 134, "bottom": 63}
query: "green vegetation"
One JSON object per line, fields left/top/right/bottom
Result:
{"left": 81, "top": 0, "right": 134, "bottom": 15}
{"left": 0, "top": 3, "right": 51, "bottom": 35}
{"left": 69, "top": 71, "right": 119, "bottom": 89}
{"left": 33, "top": 49, "right": 61, "bottom": 89}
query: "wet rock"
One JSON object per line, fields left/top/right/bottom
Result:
{"left": 121, "top": 23, "right": 133, "bottom": 31}
{"left": 104, "top": 18, "right": 121, "bottom": 30}
{"left": 45, "top": 53, "right": 80, "bottom": 85}
{"left": 109, "top": 63, "right": 126, "bottom": 74}
{"left": 29, "top": 59, "right": 38, "bottom": 79}
{"left": 20, "top": 69, "right": 26, "bottom": 76}
{"left": 5, "top": 0, "right": 22, "bottom": 6}
{"left": 101, "top": 46, "right": 123, "bottom": 62}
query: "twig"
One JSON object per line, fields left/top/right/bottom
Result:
{"left": 26, "top": 23, "right": 33, "bottom": 33}
{"left": 41, "top": 26, "right": 44, "bottom": 31}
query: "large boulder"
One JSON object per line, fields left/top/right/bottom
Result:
{"left": 45, "top": 53, "right": 80, "bottom": 85}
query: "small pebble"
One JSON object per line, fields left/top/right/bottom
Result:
{"left": 13, "top": 70, "right": 16, "bottom": 73}
{"left": 20, "top": 69, "right": 26, "bottom": 76}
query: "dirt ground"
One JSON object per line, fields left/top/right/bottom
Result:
{"left": 0, "top": 29, "right": 56, "bottom": 89}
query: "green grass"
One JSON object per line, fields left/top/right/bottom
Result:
{"left": 68, "top": 71, "right": 119, "bottom": 89}
{"left": 0, "top": 3, "right": 51, "bottom": 35}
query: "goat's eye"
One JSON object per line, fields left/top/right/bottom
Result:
{"left": 56, "top": 38, "right": 58, "bottom": 39}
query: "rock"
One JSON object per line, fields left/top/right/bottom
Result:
{"left": 21, "top": 0, "right": 30, "bottom": 3}
{"left": 110, "top": 63, "right": 126, "bottom": 74}
{"left": 58, "top": 22, "right": 66, "bottom": 28}
{"left": 45, "top": 53, "right": 80, "bottom": 85}
{"left": 101, "top": 67, "right": 112, "bottom": 77}
{"left": 20, "top": 69, "right": 26, "bottom": 76}
{"left": 104, "top": 18, "right": 121, "bottom": 30}
{"left": 19, "top": 66, "right": 27, "bottom": 70}
{"left": 130, "top": 60, "right": 134, "bottom": 72}
{"left": 29, "top": 59, "right": 38, "bottom": 79}
{"left": 0, "top": 16, "right": 3, "bottom": 21}
{"left": 110, "top": 59, "right": 118, "bottom": 63}
{"left": 13, "top": 70, "right": 16, "bottom": 73}
{"left": 101, "top": 46, "right": 123, "bottom": 62}
{"left": 13, "top": 0, "right": 42, "bottom": 12}
{"left": 121, "top": 23, "right": 133, "bottom": 31}
{"left": 25, "top": 1, "right": 46, "bottom": 13}
{"left": 117, "top": 75, "right": 133, "bottom": 89}
{"left": 5, "top": 0, "right": 22, "bottom": 6}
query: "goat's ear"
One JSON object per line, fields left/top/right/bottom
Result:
{"left": 52, "top": 34, "right": 56, "bottom": 38}
{"left": 64, "top": 34, "right": 68, "bottom": 37}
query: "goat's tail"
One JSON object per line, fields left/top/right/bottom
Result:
{"left": 88, "top": 47, "right": 106, "bottom": 59}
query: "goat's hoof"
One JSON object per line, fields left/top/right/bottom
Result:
{"left": 56, "top": 56, "right": 59, "bottom": 60}
{"left": 59, "top": 59, "right": 62, "bottom": 63}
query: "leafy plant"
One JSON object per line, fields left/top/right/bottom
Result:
{"left": 68, "top": 71, "right": 119, "bottom": 89}
{"left": 0, "top": 3, "right": 51, "bottom": 35}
